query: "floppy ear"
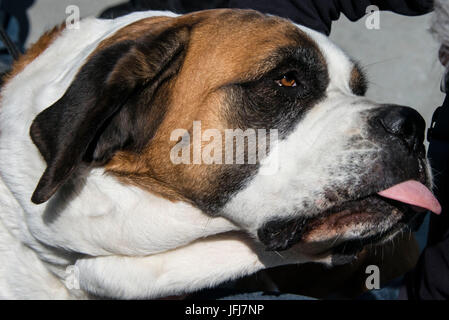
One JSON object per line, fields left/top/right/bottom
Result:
{"left": 30, "top": 24, "right": 190, "bottom": 204}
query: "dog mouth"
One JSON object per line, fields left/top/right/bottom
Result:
{"left": 257, "top": 180, "right": 441, "bottom": 258}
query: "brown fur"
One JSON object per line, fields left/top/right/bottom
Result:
{"left": 349, "top": 64, "right": 367, "bottom": 96}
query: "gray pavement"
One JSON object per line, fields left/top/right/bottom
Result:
{"left": 331, "top": 12, "right": 444, "bottom": 134}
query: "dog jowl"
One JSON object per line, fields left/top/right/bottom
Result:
{"left": 27, "top": 9, "right": 440, "bottom": 266}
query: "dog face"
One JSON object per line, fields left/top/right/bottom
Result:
{"left": 29, "top": 9, "right": 439, "bottom": 264}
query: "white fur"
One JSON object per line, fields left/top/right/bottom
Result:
{"left": 0, "top": 11, "right": 380, "bottom": 299}
{"left": 74, "top": 232, "right": 324, "bottom": 299}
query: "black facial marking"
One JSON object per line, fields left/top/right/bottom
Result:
{"left": 194, "top": 45, "right": 329, "bottom": 216}
{"left": 258, "top": 217, "right": 308, "bottom": 251}
{"left": 228, "top": 46, "right": 329, "bottom": 138}
{"left": 191, "top": 164, "right": 256, "bottom": 215}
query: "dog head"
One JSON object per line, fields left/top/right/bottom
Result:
{"left": 30, "top": 9, "right": 440, "bottom": 264}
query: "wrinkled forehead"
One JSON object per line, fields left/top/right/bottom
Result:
{"left": 180, "top": 10, "right": 363, "bottom": 94}
{"left": 182, "top": 11, "right": 321, "bottom": 81}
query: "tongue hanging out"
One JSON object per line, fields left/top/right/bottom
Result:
{"left": 377, "top": 180, "right": 442, "bottom": 215}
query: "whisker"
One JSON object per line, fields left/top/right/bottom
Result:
{"left": 362, "top": 57, "right": 402, "bottom": 68}
{"left": 202, "top": 217, "right": 212, "bottom": 234}
{"left": 274, "top": 251, "right": 285, "bottom": 259}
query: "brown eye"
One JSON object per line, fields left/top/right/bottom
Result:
{"left": 276, "top": 74, "right": 297, "bottom": 87}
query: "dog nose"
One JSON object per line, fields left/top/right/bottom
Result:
{"left": 378, "top": 105, "right": 426, "bottom": 153}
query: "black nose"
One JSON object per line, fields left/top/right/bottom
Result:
{"left": 378, "top": 105, "right": 426, "bottom": 153}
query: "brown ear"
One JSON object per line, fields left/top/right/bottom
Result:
{"left": 30, "top": 24, "right": 190, "bottom": 204}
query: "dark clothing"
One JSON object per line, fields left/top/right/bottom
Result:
{"left": 0, "top": 0, "right": 33, "bottom": 50}
{"left": 227, "top": 0, "right": 433, "bottom": 35}
{"left": 406, "top": 231, "right": 449, "bottom": 299}
{"left": 406, "top": 93, "right": 449, "bottom": 300}
{"left": 427, "top": 94, "right": 449, "bottom": 245}
{"left": 101, "top": 0, "right": 433, "bottom": 35}
{"left": 0, "top": 0, "right": 33, "bottom": 76}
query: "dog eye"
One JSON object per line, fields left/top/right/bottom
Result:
{"left": 275, "top": 72, "right": 297, "bottom": 88}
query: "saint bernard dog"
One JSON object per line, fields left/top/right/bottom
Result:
{"left": 0, "top": 9, "right": 441, "bottom": 299}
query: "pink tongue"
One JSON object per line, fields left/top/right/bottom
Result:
{"left": 377, "top": 180, "right": 442, "bottom": 215}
